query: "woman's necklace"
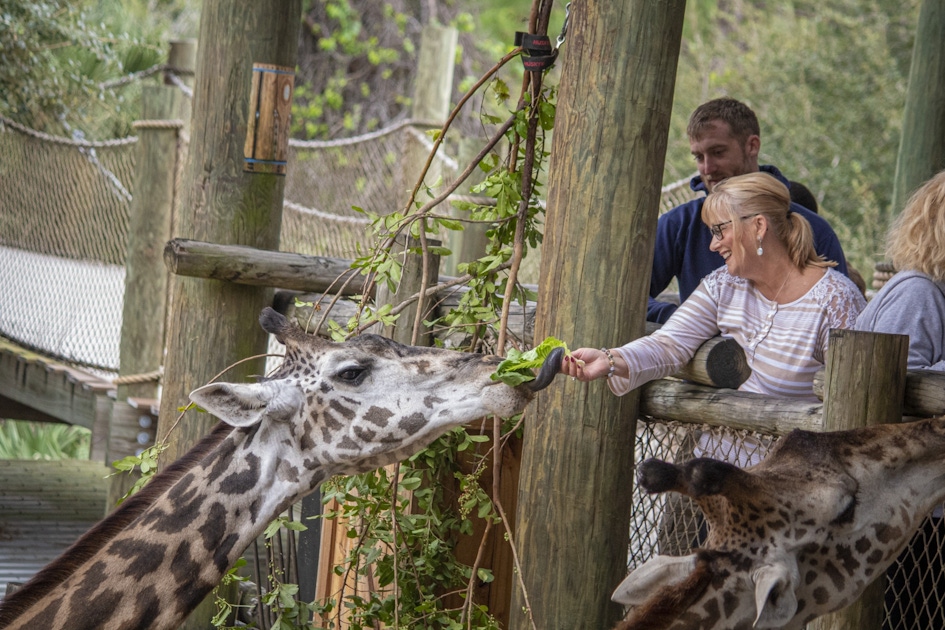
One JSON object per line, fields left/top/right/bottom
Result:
{"left": 770, "top": 269, "right": 795, "bottom": 303}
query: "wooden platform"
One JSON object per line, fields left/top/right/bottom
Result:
{"left": 0, "top": 337, "right": 115, "bottom": 429}
{"left": 0, "top": 458, "right": 110, "bottom": 598}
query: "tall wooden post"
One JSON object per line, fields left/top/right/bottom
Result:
{"left": 103, "top": 41, "right": 194, "bottom": 505}
{"left": 890, "top": 0, "right": 945, "bottom": 215}
{"left": 809, "top": 329, "right": 909, "bottom": 630}
{"left": 510, "top": 2, "right": 687, "bottom": 629}
{"left": 378, "top": 24, "right": 455, "bottom": 345}
{"left": 155, "top": 3, "right": 300, "bottom": 627}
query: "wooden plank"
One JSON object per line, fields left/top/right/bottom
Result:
{"left": 0, "top": 338, "right": 113, "bottom": 429}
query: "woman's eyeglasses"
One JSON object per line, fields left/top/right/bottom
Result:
{"left": 708, "top": 213, "right": 760, "bottom": 241}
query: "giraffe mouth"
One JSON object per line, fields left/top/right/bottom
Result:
{"left": 525, "top": 346, "right": 564, "bottom": 392}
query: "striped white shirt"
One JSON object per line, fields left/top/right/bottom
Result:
{"left": 609, "top": 267, "right": 866, "bottom": 400}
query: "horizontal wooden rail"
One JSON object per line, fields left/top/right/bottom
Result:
{"left": 640, "top": 379, "right": 824, "bottom": 434}
{"left": 170, "top": 240, "right": 751, "bottom": 391}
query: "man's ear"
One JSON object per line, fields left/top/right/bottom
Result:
{"left": 745, "top": 134, "right": 761, "bottom": 159}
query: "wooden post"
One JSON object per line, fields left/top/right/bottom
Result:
{"left": 443, "top": 138, "right": 490, "bottom": 276}
{"left": 375, "top": 24, "right": 455, "bottom": 345}
{"left": 155, "top": 2, "right": 300, "bottom": 627}
{"left": 165, "top": 38, "right": 197, "bottom": 88}
{"left": 510, "top": 3, "right": 686, "bottom": 629}
{"left": 809, "top": 329, "right": 909, "bottom": 630}
{"left": 400, "top": 24, "right": 457, "bottom": 205}
{"left": 890, "top": 0, "right": 945, "bottom": 215}
{"left": 104, "top": 43, "right": 194, "bottom": 506}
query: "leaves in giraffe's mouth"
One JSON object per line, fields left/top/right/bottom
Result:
{"left": 490, "top": 336, "right": 570, "bottom": 387}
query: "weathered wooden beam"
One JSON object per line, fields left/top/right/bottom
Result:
{"left": 164, "top": 238, "right": 365, "bottom": 294}
{"left": 809, "top": 330, "right": 908, "bottom": 630}
{"left": 639, "top": 379, "right": 824, "bottom": 434}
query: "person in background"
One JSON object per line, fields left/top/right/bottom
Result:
{"left": 854, "top": 168, "right": 945, "bottom": 630}
{"left": 648, "top": 97, "right": 849, "bottom": 324}
{"left": 567, "top": 172, "right": 865, "bottom": 400}
{"left": 855, "top": 169, "right": 945, "bottom": 369}
{"left": 789, "top": 180, "right": 819, "bottom": 214}
{"left": 789, "top": 179, "right": 869, "bottom": 297}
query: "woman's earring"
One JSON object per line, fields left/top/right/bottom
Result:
{"left": 757, "top": 240, "right": 763, "bottom": 256}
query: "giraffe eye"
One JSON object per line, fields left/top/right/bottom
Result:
{"left": 335, "top": 366, "right": 368, "bottom": 385}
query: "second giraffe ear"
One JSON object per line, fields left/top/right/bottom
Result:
{"left": 190, "top": 380, "right": 304, "bottom": 428}
{"left": 751, "top": 560, "right": 799, "bottom": 628}
{"left": 611, "top": 554, "right": 697, "bottom": 605}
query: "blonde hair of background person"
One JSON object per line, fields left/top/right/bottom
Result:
{"left": 561, "top": 172, "right": 865, "bottom": 400}
{"left": 887, "top": 170, "right": 945, "bottom": 281}
{"left": 855, "top": 169, "right": 945, "bottom": 371}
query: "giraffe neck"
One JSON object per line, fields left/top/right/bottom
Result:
{"left": 0, "top": 422, "right": 328, "bottom": 630}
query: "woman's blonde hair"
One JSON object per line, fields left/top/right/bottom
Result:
{"left": 887, "top": 169, "right": 945, "bottom": 281}
{"left": 703, "top": 172, "right": 833, "bottom": 269}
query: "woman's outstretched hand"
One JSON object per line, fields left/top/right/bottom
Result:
{"left": 560, "top": 347, "right": 611, "bottom": 382}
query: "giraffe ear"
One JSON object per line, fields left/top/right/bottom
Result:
{"left": 189, "top": 381, "right": 304, "bottom": 428}
{"left": 611, "top": 554, "right": 698, "bottom": 605}
{"left": 751, "top": 561, "right": 799, "bottom": 628}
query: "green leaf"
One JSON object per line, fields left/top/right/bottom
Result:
{"left": 490, "top": 336, "right": 569, "bottom": 386}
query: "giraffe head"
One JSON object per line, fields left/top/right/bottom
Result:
{"left": 612, "top": 418, "right": 945, "bottom": 630}
{"left": 190, "top": 307, "right": 559, "bottom": 481}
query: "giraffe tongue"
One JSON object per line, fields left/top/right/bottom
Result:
{"left": 526, "top": 346, "right": 564, "bottom": 391}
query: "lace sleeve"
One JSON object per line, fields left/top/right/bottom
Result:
{"left": 819, "top": 270, "right": 867, "bottom": 329}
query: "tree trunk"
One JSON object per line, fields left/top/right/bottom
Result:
{"left": 510, "top": 2, "right": 687, "bottom": 628}
{"left": 890, "top": 0, "right": 945, "bottom": 215}
{"left": 155, "top": 2, "right": 300, "bottom": 626}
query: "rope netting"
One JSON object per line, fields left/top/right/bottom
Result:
{"left": 281, "top": 121, "right": 458, "bottom": 260}
{"left": 631, "top": 418, "right": 945, "bottom": 629}
{"left": 0, "top": 117, "right": 136, "bottom": 373}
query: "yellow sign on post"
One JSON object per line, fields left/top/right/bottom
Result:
{"left": 243, "top": 63, "right": 294, "bottom": 175}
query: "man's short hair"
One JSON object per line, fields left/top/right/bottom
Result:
{"left": 687, "top": 98, "right": 760, "bottom": 143}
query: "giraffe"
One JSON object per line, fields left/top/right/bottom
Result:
{"left": 611, "top": 417, "right": 945, "bottom": 629}
{"left": 0, "top": 307, "right": 560, "bottom": 630}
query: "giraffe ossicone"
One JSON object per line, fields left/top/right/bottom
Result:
{"left": 0, "top": 307, "right": 559, "bottom": 630}
{"left": 613, "top": 419, "right": 945, "bottom": 629}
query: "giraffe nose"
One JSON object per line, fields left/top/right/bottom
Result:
{"left": 526, "top": 346, "right": 564, "bottom": 391}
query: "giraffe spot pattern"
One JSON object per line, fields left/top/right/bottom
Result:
{"left": 399, "top": 412, "right": 426, "bottom": 436}
{"left": 365, "top": 405, "right": 394, "bottom": 427}
{"left": 220, "top": 453, "right": 261, "bottom": 495}
{"left": 108, "top": 539, "right": 167, "bottom": 579}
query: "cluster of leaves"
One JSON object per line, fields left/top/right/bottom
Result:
{"left": 108, "top": 441, "right": 168, "bottom": 504}
{"left": 0, "top": 419, "right": 90, "bottom": 460}
{"left": 315, "top": 427, "right": 502, "bottom": 630}
{"left": 0, "top": 0, "right": 195, "bottom": 138}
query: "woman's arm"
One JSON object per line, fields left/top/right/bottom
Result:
{"left": 562, "top": 281, "right": 722, "bottom": 395}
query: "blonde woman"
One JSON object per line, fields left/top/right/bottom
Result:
{"left": 856, "top": 169, "right": 945, "bottom": 370}
{"left": 563, "top": 172, "right": 865, "bottom": 400}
